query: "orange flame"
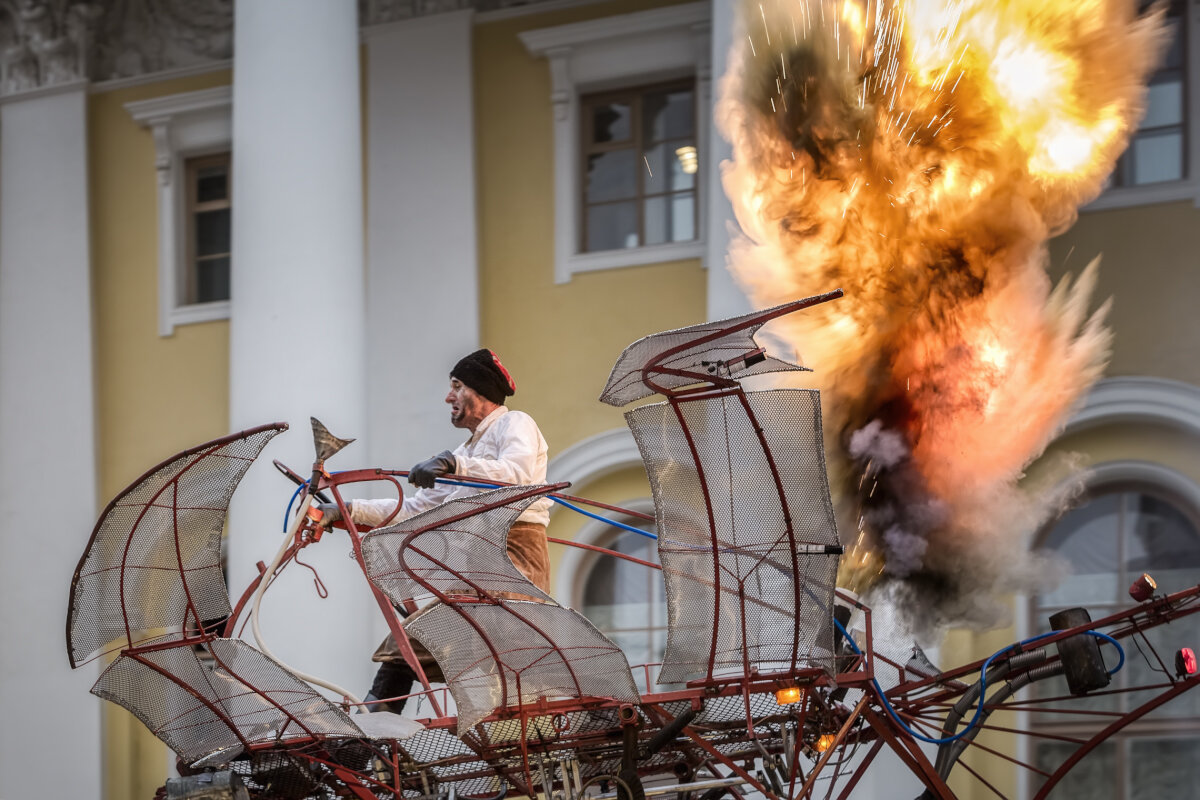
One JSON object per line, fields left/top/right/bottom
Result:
{"left": 720, "top": 0, "right": 1167, "bottom": 631}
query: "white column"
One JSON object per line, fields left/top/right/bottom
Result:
{"left": 706, "top": 0, "right": 752, "bottom": 321}
{"left": 0, "top": 84, "right": 102, "bottom": 798}
{"left": 228, "top": 1, "right": 372, "bottom": 697}
{"left": 363, "top": 9, "right": 480, "bottom": 645}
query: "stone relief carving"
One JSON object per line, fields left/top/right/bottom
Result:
{"left": 0, "top": 0, "right": 561, "bottom": 96}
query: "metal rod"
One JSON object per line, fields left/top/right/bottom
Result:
{"left": 590, "top": 777, "right": 747, "bottom": 800}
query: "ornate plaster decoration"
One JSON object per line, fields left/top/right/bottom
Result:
{"left": 359, "top": 0, "right": 474, "bottom": 26}
{"left": 89, "top": 0, "right": 232, "bottom": 83}
{"left": 0, "top": 0, "right": 568, "bottom": 96}
{"left": 0, "top": 0, "right": 102, "bottom": 95}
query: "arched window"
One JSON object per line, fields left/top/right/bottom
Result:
{"left": 576, "top": 516, "right": 667, "bottom": 692}
{"left": 1030, "top": 483, "right": 1200, "bottom": 796}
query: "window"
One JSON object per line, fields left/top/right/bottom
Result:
{"left": 184, "top": 154, "right": 232, "bottom": 305}
{"left": 519, "top": 2, "right": 711, "bottom": 282}
{"left": 581, "top": 82, "right": 698, "bottom": 253}
{"left": 125, "top": 85, "right": 232, "bottom": 335}
{"left": 1029, "top": 488, "right": 1200, "bottom": 797}
{"left": 1111, "top": 0, "right": 1187, "bottom": 188}
{"left": 578, "top": 520, "right": 668, "bottom": 692}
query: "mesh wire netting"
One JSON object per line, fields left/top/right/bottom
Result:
{"left": 91, "top": 638, "right": 362, "bottom": 764}
{"left": 626, "top": 389, "right": 840, "bottom": 685}
{"left": 68, "top": 424, "right": 286, "bottom": 666}
{"left": 198, "top": 691, "right": 799, "bottom": 800}
{"left": 362, "top": 486, "right": 554, "bottom": 604}
{"left": 598, "top": 301, "right": 811, "bottom": 407}
{"left": 405, "top": 600, "right": 640, "bottom": 732}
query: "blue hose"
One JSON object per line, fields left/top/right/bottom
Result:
{"left": 833, "top": 618, "right": 1124, "bottom": 744}
{"left": 436, "top": 477, "right": 658, "bottom": 539}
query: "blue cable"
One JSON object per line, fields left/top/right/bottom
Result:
{"left": 833, "top": 618, "right": 1125, "bottom": 745}
{"left": 436, "top": 477, "right": 659, "bottom": 540}
{"left": 283, "top": 481, "right": 306, "bottom": 531}
{"left": 278, "top": 472, "right": 1125, "bottom": 744}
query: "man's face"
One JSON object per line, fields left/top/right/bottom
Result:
{"left": 446, "top": 378, "right": 489, "bottom": 431}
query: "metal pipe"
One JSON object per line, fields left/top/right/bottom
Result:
{"left": 591, "top": 777, "right": 747, "bottom": 800}
{"left": 641, "top": 708, "right": 700, "bottom": 758}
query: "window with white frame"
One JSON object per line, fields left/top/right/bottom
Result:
{"left": 580, "top": 80, "right": 698, "bottom": 253}
{"left": 1112, "top": 0, "right": 1188, "bottom": 188}
{"left": 519, "top": 2, "right": 711, "bottom": 283}
{"left": 1028, "top": 485, "right": 1200, "bottom": 797}
{"left": 1090, "top": 0, "right": 1196, "bottom": 209}
{"left": 125, "top": 86, "right": 232, "bottom": 335}
{"left": 578, "top": 521, "right": 667, "bottom": 692}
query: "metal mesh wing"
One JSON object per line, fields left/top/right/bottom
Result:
{"left": 91, "top": 637, "right": 363, "bottom": 765}
{"left": 364, "top": 484, "right": 638, "bottom": 732}
{"left": 599, "top": 299, "right": 816, "bottom": 407}
{"left": 626, "top": 389, "right": 840, "bottom": 684}
{"left": 67, "top": 424, "right": 287, "bottom": 667}
{"left": 405, "top": 601, "right": 641, "bottom": 731}
{"left": 361, "top": 484, "right": 555, "bottom": 604}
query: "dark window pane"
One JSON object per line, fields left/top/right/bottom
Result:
{"left": 196, "top": 256, "right": 230, "bottom": 303}
{"left": 1132, "top": 131, "right": 1183, "bottom": 184}
{"left": 586, "top": 150, "right": 637, "bottom": 202}
{"left": 196, "top": 165, "right": 228, "bottom": 203}
{"left": 582, "top": 530, "right": 656, "bottom": 629}
{"left": 643, "top": 89, "right": 694, "bottom": 141}
{"left": 1130, "top": 737, "right": 1200, "bottom": 796}
{"left": 1128, "top": 616, "right": 1200, "bottom": 719}
{"left": 1039, "top": 494, "right": 1121, "bottom": 606}
{"left": 644, "top": 193, "right": 695, "bottom": 246}
{"left": 196, "top": 209, "right": 231, "bottom": 257}
{"left": 1143, "top": 79, "right": 1183, "bottom": 128}
{"left": 592, "top": 102, "right": 631, "bottom": 143}
{"left": 1033, "top": 740, "right": 1116, "bottom": 799}
{"left": 586, "top": 202, "right": 638, "bottom": 251}
{"left": 1161, "top": 16, "right": 1183, "bottom": 70}
{"left": 1125, "top": 494, "right": 1200, "bottom": 591}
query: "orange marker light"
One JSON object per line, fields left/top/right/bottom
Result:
{"left": 816, "top": 734, "right": 836, "bottom": 753}
{"left": 775, "top": 686, "right": 803, "bottom": 705}
{"left": 1129, "top": 573, "right": 1157, "bottom": 602}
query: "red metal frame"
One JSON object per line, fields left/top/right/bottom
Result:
{"left": 68, "top": 298, "right": 1200, "bottom": 800}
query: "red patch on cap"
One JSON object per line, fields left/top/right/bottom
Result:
{"left": 489, "top": 350, "right": 516, "bottom": 393}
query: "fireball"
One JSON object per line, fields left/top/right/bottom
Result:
{"left": 720, "top": 0, "right": 1167, "bottom": 632}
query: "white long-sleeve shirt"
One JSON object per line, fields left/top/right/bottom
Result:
{"left": 349, "top": 406, "right": 552, "bottom": 527}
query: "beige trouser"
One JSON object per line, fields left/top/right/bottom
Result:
{"left": 372, "top": 520, "right": 550, "bottom": 673}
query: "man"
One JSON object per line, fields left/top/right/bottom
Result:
{"left": 320, "top": 348, "right": 552, "bottom": 714}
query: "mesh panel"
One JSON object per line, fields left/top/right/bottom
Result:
{"left": 91, "top": 638, "right": 362, "bottom": 763}
{"left": 626, "top": 390, "right": 840, "bottom": 684}
{"left": 68, "top": 424, "right": 286, "bottom": 666}
{"left": 599, "top": 301, "right": 812, "bottom": 407}
{"left": 405, "top": 601, "right": 640, "bottom": 731}
{"left": 362, "top": 485, "right": 554, "bottom": 604}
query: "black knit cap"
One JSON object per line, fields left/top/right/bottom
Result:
{"left": 451, "top": 349, "right": 516, "bottom": 405}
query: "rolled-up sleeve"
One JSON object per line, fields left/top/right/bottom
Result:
{"left": 349, "top": 482, "right": 454, "bottom": 527}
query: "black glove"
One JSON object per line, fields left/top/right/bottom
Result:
{"left": 315, "top": 502, "right": 343, "bottom": 527}
{"left": 409, "top": 450, "right": 456, "bottom": 489}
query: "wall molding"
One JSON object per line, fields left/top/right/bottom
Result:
{"left": 1065, "top": 376, "right": 1200, "bottom": 438}
{"left": 547, "top": 426, "right": 642, "bottom": 489}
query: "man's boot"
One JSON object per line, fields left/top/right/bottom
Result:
{"left": 365, "top": 660, "right": 417, "bottom": 714}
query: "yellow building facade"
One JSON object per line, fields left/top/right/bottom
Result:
{"left": 2, "top": 1, "right": 1199, "bottom": 798}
